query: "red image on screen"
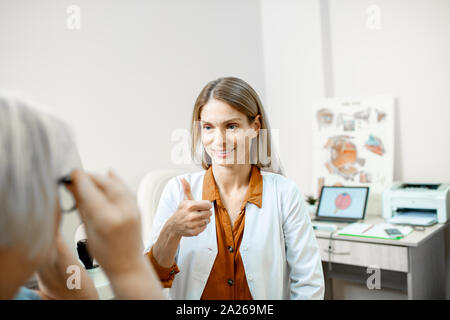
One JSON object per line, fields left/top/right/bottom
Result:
{"left": 334, "top": 193, "right": 352, "bottom": 213}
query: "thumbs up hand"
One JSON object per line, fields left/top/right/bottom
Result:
{"left": 181, "top": 178, "right": 195, "bottom": 201}
{"left": 166, "top": 178, "right": 213, "bottom": 237}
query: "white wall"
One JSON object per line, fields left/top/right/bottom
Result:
{"left": 260, "top": 0, "right": 325, "bottom": 195}
{"left": 0, "top": 0, "right": 266, "bottom": 190}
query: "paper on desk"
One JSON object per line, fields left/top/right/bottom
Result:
{"left": 387, "top": 211, "right": 437, "bottom": 226}
{"left": 338, "top": 222, "right": 413, "bottom": 240}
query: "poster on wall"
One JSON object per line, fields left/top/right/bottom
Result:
{"left": 312, "top": 95, "right": 395, "bottom": 215}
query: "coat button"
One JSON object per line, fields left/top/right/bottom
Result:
{"left": 248, "top": 275, "right": 253, "bottom": 281}
{"left": 242, "top": 246, "right": 248, "bottom": 251}
{"left": 227, "top": 246, "right": 234, "bottom": 253}
{"left": 227, "top": 279, "right": 234, "bottom": 286}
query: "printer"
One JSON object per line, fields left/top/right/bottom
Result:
{"left": 383, "top": 183, "right": 450, "bottom": 225}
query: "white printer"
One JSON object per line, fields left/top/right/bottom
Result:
{"left": 383, "top": 183, "right": 450, "bottom": 225}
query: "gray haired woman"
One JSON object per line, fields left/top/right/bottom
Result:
{"left": 0, "top": 92, "right": 164, "bottom": 300}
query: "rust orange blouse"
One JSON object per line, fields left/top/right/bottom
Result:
{"left": 146, "top": 165, "right": 263, "bottom": 300}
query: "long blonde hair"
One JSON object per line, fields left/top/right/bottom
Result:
{"left": 191, "top": 77, "right": 283, "bottom": 174}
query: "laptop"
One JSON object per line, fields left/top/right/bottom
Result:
{"left": 314, "top": 186, "right": 370, "bottom": 223}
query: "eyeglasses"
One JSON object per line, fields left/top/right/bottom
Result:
{"left": 58, "top": 175, "right": 77, "bottom": 213}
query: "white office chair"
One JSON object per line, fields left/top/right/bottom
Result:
{"left": 137, "top": 169, "right": 183, "bottom": 250}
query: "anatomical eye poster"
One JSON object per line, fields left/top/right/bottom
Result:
{"left": 312, "top": 96, "right": 395, "bottom": 215}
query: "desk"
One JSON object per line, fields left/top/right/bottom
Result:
{"left": 313, "top": 216, "right": 448, "bottom": 299}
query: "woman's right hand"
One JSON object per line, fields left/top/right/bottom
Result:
{"left": 166, "top": 178, "right": 212, "bottom": 237}
{"left": 150, "top": 178, "right": 213, "bottom": 269}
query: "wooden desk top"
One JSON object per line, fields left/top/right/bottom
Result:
{"left": 311, "top": 215, "right": 449, "bottom": 247}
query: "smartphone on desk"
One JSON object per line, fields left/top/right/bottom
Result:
{"left": 384, "top": 228, "right": 403, "bottom": 237}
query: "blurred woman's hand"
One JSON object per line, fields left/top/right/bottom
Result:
{"left": 66, "top": 170, "right": 164, "bottom": 299}
{"left": 35, "top": 232, "right": 98, "bottom": 300}
{"left": 67, "top": 170, "right": 143, "bottom": 277}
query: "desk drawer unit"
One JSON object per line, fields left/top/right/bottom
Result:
{"left": 316, "top": 238, "right": 408, "bottom": 272}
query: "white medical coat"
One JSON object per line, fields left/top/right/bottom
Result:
{"left": 146, "top": 170, "right": 324, "bottom": 300}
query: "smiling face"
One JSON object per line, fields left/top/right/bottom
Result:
{"left": 199, "top": 98, "right": 260, "bottom": 168}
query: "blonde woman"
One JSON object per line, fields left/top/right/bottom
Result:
{"left": 146, "top": 77, "right": 324, "bottom": 299}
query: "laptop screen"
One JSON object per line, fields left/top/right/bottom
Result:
{"left": 316, "top": 186, "right": 369, "bottom": 221}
